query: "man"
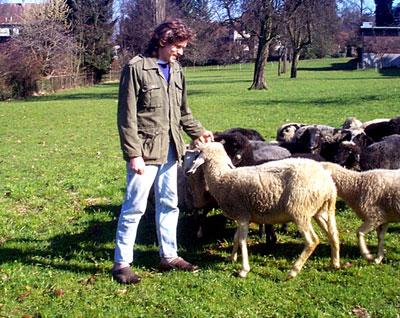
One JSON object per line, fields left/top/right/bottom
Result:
{"left": 113, "top": 19, "right": 213, "bottom": 284}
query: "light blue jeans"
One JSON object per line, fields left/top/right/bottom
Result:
{"left": 114, "top": 144, "right": 179, "bottom": 264}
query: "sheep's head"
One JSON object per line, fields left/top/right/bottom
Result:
{"left": 276, "top": 123, "right": 303, "bottom": 143}
{"left": 214, "top": 132, "right": 253, "bottom": 166}
{"left": 186, "top": 142, "right": 235, "bottom": 175}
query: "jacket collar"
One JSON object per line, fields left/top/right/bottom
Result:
{"left": 143, "top": 56, "right": 180, "bottom": 73}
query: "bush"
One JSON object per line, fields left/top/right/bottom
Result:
{"left": 0, "top": 41, "right": 42, "bottom": 99}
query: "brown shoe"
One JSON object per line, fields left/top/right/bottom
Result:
{"left": 159, "top": 257, "right": 199, "bottom": 272}
{"left": 112, "top": 267, "right": 141, "bottom": 284}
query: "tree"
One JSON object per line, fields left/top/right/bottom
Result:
{"left": 20, "top": 0, "right": 78, "bottom": 77}
{"left": 375, "top": 0, "right": 394, "bottom": 25}
{"left": 216, "top": 0, "right": 284, "bottom": 90}
{"left": 284, "top": 0, "right": 337, "bottom": 78}
{"left": 66, "top": 0, "right": 115, "bottom": 82}
{"left": 0, "top": 0, "right": 78, "bottom": 97}
{"left": 152, "top": 0, "right": 166, "bottom": 24}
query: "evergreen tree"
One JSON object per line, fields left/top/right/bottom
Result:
{"left": 375, "top": 0, "right": 394, "bottom": 26}
{"left": 66, "top": 0, "right": 115, "bottom": 82}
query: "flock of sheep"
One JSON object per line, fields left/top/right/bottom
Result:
{"left": 176, "top": 115, "right": 400, "bottom": 279}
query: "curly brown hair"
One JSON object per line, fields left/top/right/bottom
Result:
{"left": 144, "top": 19, "right": 194, "bottom": 57}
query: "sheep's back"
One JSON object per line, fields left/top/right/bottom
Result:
{"left": 215, "top": 158, "right": 336, "bottom": 223}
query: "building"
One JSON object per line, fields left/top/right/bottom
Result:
{"left": 0, "top": 2, "right": 40, "bottom": 43}
{"left": 360, "top": 22, "right": 400, "bottom": 68}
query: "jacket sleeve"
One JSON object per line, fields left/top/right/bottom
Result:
{"left": 179, "top": 72, "right": 205, "bottom": 139}
{"left": 117, "top": 63, "right": 142, "bottom": 160}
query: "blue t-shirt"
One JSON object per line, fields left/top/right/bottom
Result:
{"left": 157, "top": 60, "right": 170, "bottom": 82}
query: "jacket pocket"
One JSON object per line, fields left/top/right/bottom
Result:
{"left": 141, "top": 83, "right": 162, "bottom": 110}
{"left": 138, "top": 130, "right": 162, "bottom": 160}
{"left": 175, "top": 81, "right": 183, "bottom": 107}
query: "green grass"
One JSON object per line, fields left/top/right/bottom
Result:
{"left": 1, "top": 58, "right": 400, "bottom": 317}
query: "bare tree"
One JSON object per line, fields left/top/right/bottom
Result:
{"left": 0, "top": 0, "right": 78, "bottom": 97}
{"left": 18, "top": 0, "right": 79, "bottom": 77}
{"left": 284, "top": 0, "right": 337, "bottom": 78}
{"left": 214, "top": 0, "right": 284, "bottom": 90}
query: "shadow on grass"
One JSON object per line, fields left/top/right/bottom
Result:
{"left": 245, "top": 93, "right": 387, "bottom": 108}
{"left": 0, "top": 201, "right": 367, "bottom": 275}
{"left": 378, "top": 67, "right": 400, "bottom": 77}
{"left": 0, "top": 205, "right": 232, "bottom": 273}
{"left": 297, "top": 59, "right": 358, "bottom": 72}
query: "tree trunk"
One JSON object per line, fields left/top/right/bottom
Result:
{"left": 152, "top": 0, "right": 166, "bottom": 25}
{"left": 249, "top": 37, "right": 270, "bottom": 90}
{"left": 290, "top": 50, "right": 300, "bottom": 78}
{"left": 282, "top": 48, "right": 288, "bottom": 74}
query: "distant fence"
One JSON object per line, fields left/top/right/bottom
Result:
{"left": 36, "top": 71, "right": 121, "bottom": 93}
{"left": 35, "top": 64, "right": 260, "bottom": 94}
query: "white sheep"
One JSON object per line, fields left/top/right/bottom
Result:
{"left": 321, "top": 162, "right": 400, "bottom": 264}
{"left": 187, "top": 142, "right": 341, "bottom": 279}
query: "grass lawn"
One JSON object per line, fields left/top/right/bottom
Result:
{"left": 1, "top": 58, "right": 400, "bottom": 317}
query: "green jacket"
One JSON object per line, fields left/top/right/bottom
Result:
{"left": 117, "top": 55, "right": 205, "bottom": 164}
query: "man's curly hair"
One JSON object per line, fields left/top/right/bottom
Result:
{"left": 144, "top": 19, "right": 194, "bottom": 57}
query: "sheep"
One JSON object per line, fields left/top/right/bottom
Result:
{"left": 214, "top": 132, "right": 291, "bottom": 167}
{"left": 276, "top": 123, "right": 305, "bottom": 143}
{"left": 321, "top": 161, "right": 400, "bottom": 264}
{"left": 359, "top": 134, "right": 400, "bottom": 170}
{"left": 342, "top": 117, "right": 363, "bottom": 130}
{"left": 187, "top": 132, "right": 290, "bottom": 241}
{"left": 335, "top": 134, "right": 400, "bottom": 171}
{"left": 187, "top": 142, "right": 340, "bottom": 279}
{"left": 363, "top": 116, "right": 400, "bottom": 142}
{"left": 278, "top": 124, "right": 336, "bottom": 155}
{"left": 222, "top": 127, "right": 265, "bottom": 141}
{"left": 250, "top": 140, "right": 291, "bottom": 163}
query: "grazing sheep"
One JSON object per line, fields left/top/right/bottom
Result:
{"left": 214, "top": 131, "right": 291, "bottom": 166}
{"left": 360, "top": 134, "right": 400, "bottom": 170}
{"left": 363, "top": 116, "right": 400, "bottom": 142}
{"left": 187, "top": 142, "right": 340, "bottom": 279}
{"left": 223, "top": 127, "right": 265, "bottom": 141}
{"left": 278, "top": 125, "right": 335, "bottom": 155}
{"left": 249, "top": 140, "right": 291, "bottom": 164}
{"left": 342, "top": 117, "right": 363, "bottom": 130}
{"left": 276, "top": 123, "right": 305, "bottom": 143}
{"left": 322, "top": 162, "right": 400, "bottom": 264}
{"left": 214, "top": 132, "right": 254, "bottom": 166}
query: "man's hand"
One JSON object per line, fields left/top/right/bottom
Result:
{"left": 197, "top": 130, "right": 214, "bottom": 144}
{"left": 129, "top": 156, "right": 146, "bottom": 175}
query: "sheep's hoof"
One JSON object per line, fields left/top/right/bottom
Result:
{"left": 237, "top": 269, "right": 249, "bottom": 278}
{"left": 332, "top": 262, "right": 341, "bottom": 270}
{"left": 364, "top": 253, "right": 374, "bottom": 262}
{"left": 286, "top": 270, "right": 298, "bottom": 281}
{"left": 340, "top": 262, "right": 352, "bottom": 269}
{"left": 374, "top": 257, "right": 383, "bottom": 264}
{"left": 229, "top": 255, "right": 237, "bottom": 262}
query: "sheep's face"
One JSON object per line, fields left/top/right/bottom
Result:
{"left": 277, "top": 123, "right": 301, "bottom": 143}
{"left": 186, "top": 142, "right": 234, "bottom": 175}
{"left": 333, "top": 141, "right": 361, "bottom": 170}
{"left": 214, "top": 133, "right": 251, "bottom": 166}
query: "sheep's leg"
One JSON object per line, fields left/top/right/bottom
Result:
{"left": 314, "top": 211, "right": 329, "bottom": 235}
{"left": 287, "top": 222, "right": 319, "bottom": 280}
{"left": 315, "top": 200, "right": 340, "bottom": 269}
{"left": 375, "top": 223, "right": 389, "bottom": 264}
{"left": 230, "top": 227, "right": 240, "bottom": 262}
{"left": 357, "top": 220, "right": 376, "bottom": 261}
{"left": 237, "top": 221, "right": 250, "bottom": 278}
{"left": 264, "top": 224, "right": 277, "bottom": 246}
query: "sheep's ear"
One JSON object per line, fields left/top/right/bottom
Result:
{"left": 186, "top": 152, "right": 206, "bottom": 175}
